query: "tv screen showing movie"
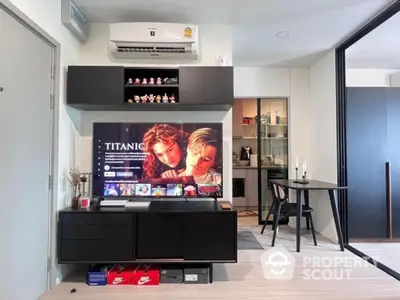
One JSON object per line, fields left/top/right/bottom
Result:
{"left": 92, "top": 123, "right": 223, "bottom": 199}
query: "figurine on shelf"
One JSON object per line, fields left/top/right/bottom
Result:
{"left": 149, "top": 94, "right": 154, "bottom": 103}
{"left": 155, "top": 95, "right": 161, "bottom": 103}
{"left": 156, "top": 77, "right": 162, "bottom": 85}
{"left": 127, "top": 98, "right": 133, "bottom": 104}
{"left": 134, "top": 95, "right": 140, "bottom": 103}
{"left": 134, "top": 78, "right": 141, "bottom": 85}
{"left": 141, "top": 94, "right": 148, "bottom": 103}
{"left": 149, "top": 77, "right": 155, "bottom": 85}
{"left": 169, "top": 94, "right": 176, "bottom": 103}
{"left": 162, "top": 93, "right": 169, "bottom": 103}
{"left": 142, "top": 78, "right": 148, "bottom": 85}
{"left": 127, "top": 78, "right": 133, "bottom": 85}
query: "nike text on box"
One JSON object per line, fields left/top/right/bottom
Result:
{"left": 132, "top": 264, "right": 160, "bottom": 286}
{"left": 107, "top": 264, "right": 132, "bottom": 285}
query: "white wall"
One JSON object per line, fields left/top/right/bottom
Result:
{"left": 308, "top": 50, "right": 338, "bottom": 242}
{"left": 346, "top": 69, "right": 398, "bottom": 87}
{"left": 7, "top": 0, "right": 82, "bottom": 289}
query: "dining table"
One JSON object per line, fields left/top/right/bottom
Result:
{"left": 269, "top": 179, "right": 347, "bottom": 252}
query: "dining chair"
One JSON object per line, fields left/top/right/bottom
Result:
{"left": 260, "top": 181, "right": 317, "bottom": 247}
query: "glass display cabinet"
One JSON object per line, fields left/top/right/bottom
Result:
{"left": 257, "top": 98, "right": 288, "bottom": 224}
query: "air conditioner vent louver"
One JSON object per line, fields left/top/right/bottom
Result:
{"left": 116, "top": 46, "right": 188, "bottom": 54}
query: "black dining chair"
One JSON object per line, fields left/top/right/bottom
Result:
{"left": 260, "top": 181, "right": 317, "bottom": 247}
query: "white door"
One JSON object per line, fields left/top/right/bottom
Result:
{"left": 0, "top": 8, "right": 53, "bottom": 300}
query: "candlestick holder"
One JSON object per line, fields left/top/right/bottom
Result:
{"left": 293, "top": 171, "right": 310, "bottom": 184}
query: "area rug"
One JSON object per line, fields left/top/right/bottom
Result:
{"left": 238, "top": 231, "right": 264, "bottom": 250}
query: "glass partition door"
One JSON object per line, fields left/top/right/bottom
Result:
{"left": 257, "top": 98, "right": 289, "bottom": 224}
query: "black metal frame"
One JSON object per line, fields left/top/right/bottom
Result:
{"left": 336, "top": 0, "right": 400, "bottom": 281}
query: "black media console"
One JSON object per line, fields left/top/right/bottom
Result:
{"left": 58, "top": 200, "right": 237, "bottom": 282}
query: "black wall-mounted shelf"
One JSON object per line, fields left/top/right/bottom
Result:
{"left": 66, "top": 66, "right": 233, "bottom": 111}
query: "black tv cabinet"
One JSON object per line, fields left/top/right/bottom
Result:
{"left": 58, "top": 200, "right": 237, "bottom": 280}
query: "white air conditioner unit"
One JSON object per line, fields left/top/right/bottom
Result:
{"left": 61, "top": 0, "right": 89, "bottom": 42}
{"left": 109, "top": 22, "right": 199, "bottom": 60}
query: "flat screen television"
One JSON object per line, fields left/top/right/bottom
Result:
{"left": 92, "top": 122, "right": 223, "bottom": 199}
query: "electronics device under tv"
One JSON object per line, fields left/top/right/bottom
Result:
{"left": 92, "top": 122, "right": 223, "bottom": 200}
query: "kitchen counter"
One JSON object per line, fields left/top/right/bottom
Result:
{"left": 233, "top": 165, "right": 288, "bottom": 169}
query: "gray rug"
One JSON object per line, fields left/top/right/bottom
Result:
{"left": 238, "top": 231, "right": 264, "bottom": 250}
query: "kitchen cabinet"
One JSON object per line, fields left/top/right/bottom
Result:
{"left": 179, "top": 66, "right": 233, "bottom": 105}
{"left": 67, "top": 66, "right": 125, "bottom": 107}
{"left": 233, "top": 99, "right": 243, "bottom": 137}
{"left": 245, "top": 169, "right": 258, "bottom": 209}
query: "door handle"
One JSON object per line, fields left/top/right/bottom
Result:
{"left": 385, "top": 162, "right": 393, "bottom": 239}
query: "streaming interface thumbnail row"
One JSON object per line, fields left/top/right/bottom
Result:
{"left": 104, "top": 183, "right": 222, "bottom": 198}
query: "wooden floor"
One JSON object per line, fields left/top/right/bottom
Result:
{"left": 40, "top": 217, "right": 400, "bottom": 300}
{"left": 350, "top": 242, "right": 400, "bottom": 275}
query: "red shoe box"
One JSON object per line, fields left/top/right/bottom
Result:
{"left": 132, "top": 264, "right": 160, "bottom": 286}
{"left": 107, "top": 264, "right": 132, "bottom": 285}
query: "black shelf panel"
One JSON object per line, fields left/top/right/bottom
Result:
{"left": 125, "top": 84, "right": 179, "bottom": 88}
{"left": 68, "top": 103, "right": 231, "bottom": 111}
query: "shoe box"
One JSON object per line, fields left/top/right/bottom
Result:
{"left": 132, "top": 264, "right": 160, "bottom": 286}
{"left": 184, "top": 265, "right": 210, "bottom": 284}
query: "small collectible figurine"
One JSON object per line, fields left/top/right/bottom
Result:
{"left": 134, "top": 95, "right": 140, "bottom": 103}
{"left": 155, "top": 95, "right": 161, "bottom": 103}
{"left": 141, "top": 94, "right": 148, "bottom": 103}
{"left": 162, "top": 93, "right": 169, "bottom": 103}
{"left": 127, "top": 98, "right": 133, "bottom": 104}
{"left": 149, "top": 77, "right": 155, "bottom": 85}
{"left": 134, "top": 78, "right": 140, "bottom": 85}
{"left": 142, "top": 78, "right": 148, "bottom": 85}
{"left": 156, "top": 77, "right": 162, "bottom": 85}
{"left": 163, "top": 77, "right": 169, "bottom": 84}
{"left": 127, "top": 78, "right": 133, "bottom": 85}
{"left": 169, "top": 94, "right": 176, "bottom": 103}
{"left": 149, "top": 94, "right": 154, "bottom": 103}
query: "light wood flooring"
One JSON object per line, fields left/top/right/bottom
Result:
{"left": 40, "top": 217, "right": 400, "bottom": 300}
{"left": 350, "top": 242, "right": 400, "bottom": 275}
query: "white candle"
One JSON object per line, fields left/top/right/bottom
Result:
{"left": 302, "top": 163, "right": 305, "bottom": 175}
{"left": 304, "top": 160, "right": 307, "bottom": 173}
{"left": 295, "top": 156, "right": 299, "bottom": 169}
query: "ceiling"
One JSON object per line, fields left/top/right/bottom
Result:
{"left": 74, "top": 0, "right": 396, "bottom": 67}
{"left": 346, "top": 7, "right": 400, "bottom": 69}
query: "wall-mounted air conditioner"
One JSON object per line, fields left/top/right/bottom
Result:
{"left": 61, "top": 0, "right": 90, "bottom": 42}
{"left": 109, "top": 22, "right": 199, "bottom": 60}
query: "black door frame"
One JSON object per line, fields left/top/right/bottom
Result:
{"left": 336, "top": 0, "right": 400, "bottom": 281}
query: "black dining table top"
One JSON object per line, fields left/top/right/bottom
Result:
{"left": 270, "top": 179, "right": 347, "bottom": 190}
